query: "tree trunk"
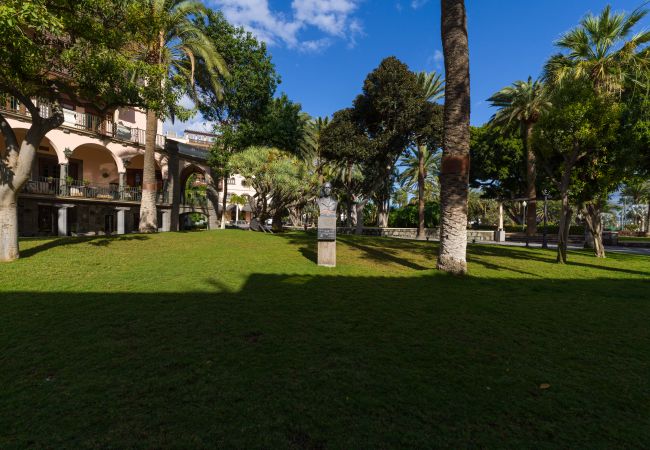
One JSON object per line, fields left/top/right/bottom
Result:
{"left": 355, "top": 199, "right": 367, "bottom": 235}
{"left": 139, "top": 109, "right": 159, "bottom": 233}
{"left": 583, "top": 202, "right": 606, "bottom": 258}
{"left": 376, "top": 196, "right": 389, "bottom": 228}
{"left": 438, "top": 0, "right": 471, "bottom": 275}
{"left": 220, "top": 176, "right": 228, "bottom": 229}
{"left": 646, "top": 200, "right": 650, "bottom": 237}
{"left": 523, "top": 122, "right": 537, "bottom": 236}
{"left": 0, "top": 193, "right": 19, "bottom": 262}
{"left": 346, "top": 197, "right": 354, "bottom": 227}
{"left": 556, "top": 191, "right": 571, "bottom": 264}
{"left": 417, "top": 145, "right": 426, "bottom": 239}
{"left": 272, "top": 209, "right": 284, "bottom": 232}
{"left": 345, "top": 161, "right": 354, "bottom": 227}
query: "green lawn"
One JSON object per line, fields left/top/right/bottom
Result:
{"left": 2, "top": 231, "right": 649, "bottom": 448}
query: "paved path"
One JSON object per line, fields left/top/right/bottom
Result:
{"left": 473, "top": 240, "right": 650, "bottom": 256}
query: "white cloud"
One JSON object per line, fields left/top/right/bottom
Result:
{"left": 427, "top": 49, "right": 443, "bottom": 68}
{"left": 411, "top": 0, "right": 429, "bottom": 9}
{"left": 210, "top": 0, "right": 363, "bottom": 52}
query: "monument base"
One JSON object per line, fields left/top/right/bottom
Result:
{"left": 318, "top": 240, "right": 336, "bottom": 267}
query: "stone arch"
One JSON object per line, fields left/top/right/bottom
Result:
{"left": 179, "top": 211, "right": 209, "bottom": 231}
{"left": 0, "top": 127, "right": 63, "bottom": 164}
{"left": 69, "top": 143, "right": 121, "bottom": 185}
{"left": 126, "top": 153, "right": 162, "bottom": 171}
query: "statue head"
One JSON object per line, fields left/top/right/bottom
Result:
{"left": 322, "top": 182, "right": 332, "bottom": 197}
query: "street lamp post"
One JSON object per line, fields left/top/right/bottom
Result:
{"left": 522, "top": 200, "right": 528, "bottom": 247}
{"left": 542, "top": 189, "right": 549, "bottom": 249}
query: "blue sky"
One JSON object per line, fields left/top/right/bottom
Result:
{"left": 167, "top": 0, "right": 645, "bottom": 134}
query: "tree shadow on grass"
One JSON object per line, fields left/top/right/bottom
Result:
{"left": 469, "top": 244, "right": 650, "bottom": 277}
{"left": 2, "top": 272, "right": 650, "bottom": 448}
{"left": 276, "top": 232, "right": 432, "bottom": 270}
{"left": 20, "top": 235, "right": 150, "bottom": 258}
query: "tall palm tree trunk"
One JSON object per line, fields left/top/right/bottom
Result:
{"left": 523, "top": 122, "right": 537, "bottom": 236}
{"left": 417, "top": 145, "right": 426, "bottom": 239}
{"left": 139, "top": 108, "right": 159, "bottom": 233}
{"left": 438, "top": 0, "right": 471, "bottom": 274}
{"left": 646, "top": 200, "right": 650, "bottom": 237}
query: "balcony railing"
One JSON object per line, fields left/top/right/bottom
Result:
{"left": 22, "top": 177, "right": 168, "bottom": 204}
{"left": 1, "top": 97, "right": 165, "bottom": 148}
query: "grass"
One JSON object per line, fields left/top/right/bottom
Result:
{"left": 2, "top": 230, "right": 649, "bottom": 448}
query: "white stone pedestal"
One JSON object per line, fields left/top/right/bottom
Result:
{"left": 318, "top": 240, "right": 336, "bottom": 267}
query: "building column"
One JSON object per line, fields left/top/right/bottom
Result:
{"left": 59, "top": 163, "right": 68, "bottom": 196}
{"left": 161, "top": 209, "right": 171, "bottom": 232}
{"left": 118, "top": 172, "right": 126, "bottom": 200}
{"left": 166, "top": 143, "right": 180, "bottom": 231}
{"left": 56, "top": 204, "right": 74, "bottom": 236}
{"left": 235, "top": 205, "right": 239, "bottom": 222}
{"left": 116, "top": 207, "right": 130, "bottom": 235}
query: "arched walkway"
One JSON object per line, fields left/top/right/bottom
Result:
{"left": 180, "top": 164, "right": 208, "bottom": 206}
{"left": 0, "top": 128, "right": 62, "bottom": 178}
{"left": 125, "top": 153, "right": 163, "bottom": 190}
{"left": 179, "top": 211, "right": 209, "bottom": 231}
{"left": 69, "top": 143, "right": 121, "bottom": 185}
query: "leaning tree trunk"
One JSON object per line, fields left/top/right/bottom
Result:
{"left": 0, "top": 191, "right": 19, "bottom": 262}
{"left": 417, "top": 144, "right": 426, "bottom": 239}
{"left": 523, "top": 122, "right": 537, "bottom": 236}
{"left": 1, "top": 105, "right": 63, "bottom": 261}
{"left": 583, "top": 201, "right": 606, "bottom": 258}
{"left": 139, "top": 109, "right": 159, "bottom": 233}
{"left": 438, "top": 0, "right": 471, "bottom": 275}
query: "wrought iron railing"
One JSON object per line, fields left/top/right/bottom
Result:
{"left": 1, "top": 97, "right": 165, "bottom": 148}
{"left": 22, "top": 177, "right": 167, "bottom": 204}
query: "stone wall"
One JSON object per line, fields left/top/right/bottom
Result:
{"left": 335, "top": 227, "right": 495, "bottom": 242}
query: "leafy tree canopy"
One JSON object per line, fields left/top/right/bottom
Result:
{"left": 196, "top": 10, "right": 279, "bottom": 124}
{"left": 0, "top": 0, "right": 149, "bottom": 112}
{"left": 470, "top": 124, "right": 525, "bottom": 199}
{"left": 216, "top": 93, "right": 306, "bottom": 154}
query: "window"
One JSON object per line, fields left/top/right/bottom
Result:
{"left": 241, "top": 180, "right": 248, "bottom": 187}
{"left": 228, "top": 177, "right": 236, "bottom": 185}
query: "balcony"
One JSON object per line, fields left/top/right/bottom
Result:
{"left": 1, "top": 97, "right": 165, "bottom": 148}
{"left": 22, "top": 177, "right": 168, "bottom": 204}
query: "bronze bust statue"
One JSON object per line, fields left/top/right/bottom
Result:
{"left": 317, "top": 182, "right": 338, "bottom": 216}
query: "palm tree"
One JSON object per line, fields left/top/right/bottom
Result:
{"left": 300, "top": 116, "right": 330, "bottom": 184}
{"left": 544, "top": 5, "right": 650, "bottom": 96}
{"left": 417, "top": 71, "right": 445, "bottom": 102}
{"left": 410, "top": 71, "right": 444, "bottom": 238}
{"left": 438, "top": 0, "right": 471, "bottom": 274}
{"left": 488, "top": 77, "right": 551, "bottom": 236}
{"left": 399, "top": 146, "right": 441, "bottom": 197}
{"left": 138, "top": 0, "right": 228, "bottom": 232}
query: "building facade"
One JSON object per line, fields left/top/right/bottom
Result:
{"left": 1, "top": 98, "right": 254, "bottom": 237}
